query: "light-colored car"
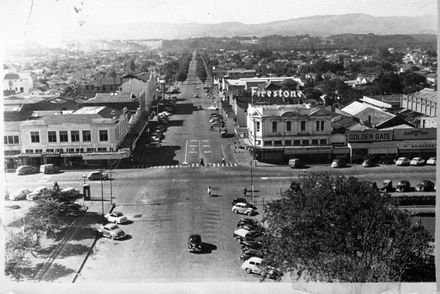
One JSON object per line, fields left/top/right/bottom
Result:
{"left": 331, "top": 159, "right": 346, "bottom": 168}
{"left": 27, "top": 186, "right": 51, "bottom": 200}
{"left": 241, "top": 257, "right": 264, "bottom": 274}
{"left": 97, "top": 223, "right": 126, "bottom": 240}
{"left": 232, "top": 202, "right": 257, "bottom": 216}
{"left": 87, "top": 171, "right": 109, "bottom": 181}
{"left": 15, "top": 165, "right": 38, "bottom": 175}
{"left": 9, "top": 189, "right": 32, "bottom": 201}
{"left": 395, "top": 157, "right": 410, "bottom": 166}
{"left": 426, "top": 157, "right": 436, "bottom": 165}
{"left": 40, "top": 164, "right": 59, "bottom": 174}
{"left": 410, "top": 157, "right": 425, "bottom": 166}
{"left": 105, "top": 211, "right": 128, "bottom": 224}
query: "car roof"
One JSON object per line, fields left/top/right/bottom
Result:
{"left": 247, "top": 257, "right": 263, "bottom": 262}
{"left": 189, "top": 233, "right": 201, "bottom": 238}
{"left": 105, "top": 223, "right": 118, "bottom": 229}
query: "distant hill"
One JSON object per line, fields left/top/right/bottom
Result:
{"left": 68, "top": 14, "right": 436, "bottom": 40}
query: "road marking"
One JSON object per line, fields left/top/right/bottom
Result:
{"left": 203, "top": 151, "right": 212, "bottom": 153}
{"left": 189, "top": 151, "right": 197, "bottom": 154}
{"left": 221, "top": 144, "right": 226, "bottom": 161}
{"left": 202, "top": 144, "right": 210, "bottom": 148}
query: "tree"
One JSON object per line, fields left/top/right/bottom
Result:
{"left": 107, "top": 70, "right": 117, "bottom": 91}
{"left": 260, "top": 175, "right": 433, "bottom": 282}
{"left": 128, "top": 58, "right": 136, "bottom": 73}
{"left": 5, "top": 231, "right": 39, "bottom": 280}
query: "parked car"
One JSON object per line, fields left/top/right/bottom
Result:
{"left": 237, "top": 218, "right": 258, "bottom": 227}
{"left": 261, "top": 266, "right": 284, "bottom": 281}
{"left": 239, "top": 223, "right": 263, "bottom": 233}
{"left": 395, "top": 157, "right": 410, "bottom": 166}
{"left": 415, "top": 180, "right": 435, "bottom": 192}
{"left": 220, "top": 129, "right": 228, "bottom": 138}
{"left": 426, "top": 157, "right": 436, "bottom": 165}
{"left": 241, "top": 257, "right": 264, "bottom": 274}
{"left": 396, "top": 180, "right": 411, "bottom": 192}
{"left": 105, "top": 211, "right": 128, "bottom": 224}
{"left": 27, "top": 186, "right": 51, "bottom": 200}
{"left": 59, "top": 187, "right": 81, "bottom": 200}
{"left": 15, "top": 165, "right": 38, "bottom": 175}
{"left": 379, "top": 180, "right": 393, "bottom": 192}
{"left": 87, "top": 171, "right": 109, "bottom": 181}
{"left": 240, "top": 248, "right": 263, "bottom": 261}
{"left": 232, "top": 198, "right": 248, "bottom": 205}
{"left": 410, "top": 157, "right": 425, "bottom": 166}
{"left": 289, "top": 158, "right": 304, "bottom": 169}
{"left": 9, "top": 189, "right": 31, "bottom": 201}
{"left": 240, "top": 239, "right": 263, "bottom": 250}
{"left": 361, "top": 159, "right": 375, "bottom": 167}
{"left": 39, "top": 164, "right": 59, "bottom": 174}
{"left": 188, "top": 233, "right": 203, "bottom": 253}
{"left": 146, "top": 141, "right": 161, "bottom": 149}
{"left": 97, "top": 223, "right": 126, "bottom": 240}
{"left": 232, "top": 203, "right": 257, "bottom": 216}
{"left": 331, "top": 159, "right": 346, "bottom": 168}
{"left": 194, "top": 94, "right": 199, "bottom": 98}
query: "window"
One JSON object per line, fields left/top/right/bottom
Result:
{"left": 4, "top": 136, "right": 18, "bottom": 145}
{"left": 272, "top": 122, "right": 277, "bottom": 133}
{"left": 82, "top": 130, "right": 91, "bottom": 142}
{"left": 274, "top": 140, "right": 282, "bottom": 146}
{"left": 71, "top": 131, "right": 80, "bottom": 142}
{"left": 302, "top": 140, "right": 309, "bottom": 146}
{"left": 86, "top": 148, "right": 95, "bottom": 152}
{"left": 293, "top": 140, "right": 301, "bottom": 145}
{"left": 55, "top": 148, "right": 63, "bottom": 153}
{"left": 312, "top": 139, "right": 319, "bottom": 145}
{"left": 316, "top": 121, "right": 325, "bottom": 131}
{"left": 320, "top": 139, "right": 327, "bottom": 145}
{"left": 99, "top": 130, "right": 108, "bottom": 141}
{"left": 97, "top": 147, "right": 107, "bottom": 152}
{"left": 300, "top": 121, "right": 306, "bottom": 132}
{"left": 67, "top": 148, "right": 75, "bottom": 153}
{"left": 46, "top": 149, "right": 54, "bottom": 153}
{"left": 76, "top": 148, "right": 84, "bottom": 153}
{"left": 264, "top": 140, "right": 273, "bottom": 146}
{"left": 48, "top": 131, "right": 57, "bottom": 142}
{"left": 35, "top": 149, "right": 43, "bottom": 153}
{"left": 256, "top": 121, "right": 261, "bottom": 132}
{"left": 31, "top": 131, "right": 40, "bottom": 143}
{"left": 25, "top": 149, "right": 33, "bottom": 153}
{"left": 285, "top": 140, "right": 292, "bottom": 146}
{"left": 60, "top": 131, "right": 68, "bottom": 142}
{"left": 286, "top": 121, "right": 291, "bottom": 132}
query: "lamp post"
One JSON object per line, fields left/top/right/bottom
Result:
{"left": 100, "top": 179, "right": 104, "bottom": 216}
{"left": 109, "top": 169, "right": 113, "bottom": 205}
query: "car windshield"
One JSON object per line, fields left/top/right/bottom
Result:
{"left": 107, "top": 224, "right": 118, "bottom": 229}
{"left": 112, "top": 212, "right": 123, "bottom": 217}
{"left": 190, "top": 235, "right": 201, "bottom": 242}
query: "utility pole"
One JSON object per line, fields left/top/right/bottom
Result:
{"left": 100, "top": 179, "right": 104, "bottom": 216}
{"left": 109, "top": 169, "right": 113, "bottom": 205}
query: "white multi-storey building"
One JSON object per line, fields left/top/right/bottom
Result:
{"left": 3, "top": 72, "right": 33, "bottom": 94}
{"left": 17, "top": 106, "right": 131, "bottom": 167}
{"left": 246, "top": 104, "right": 348, "bottom": 162}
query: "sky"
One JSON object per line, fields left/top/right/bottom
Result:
{"left": 0, "top": 0, "right": 437, "bottom": 47}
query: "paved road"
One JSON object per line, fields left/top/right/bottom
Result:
{"left": 4, "top": 52, "right": 436, "bottom": 282}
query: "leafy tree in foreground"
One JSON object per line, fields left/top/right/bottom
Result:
{"left": 261, "top": 174, "right": 433, "bottom": 282}
{"left": 5, "top": 231, "right": 39, "bottom": 280}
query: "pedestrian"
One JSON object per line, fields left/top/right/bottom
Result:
{"left": 200, "top": 158, "right": 204, "bottom": 167}
{"left": 243, "top": 187, "right": 247, "bottom": 197}
{"left": 53, "top": 181, "right": 60, "bottom": 192}
{"left": 207, "top": 186, "right": 212, "bottom": 197}
{"left": 222, "top": 157, "right": 226, "bottom": 165}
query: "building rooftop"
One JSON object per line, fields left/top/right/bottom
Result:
{"left": 84, "top": 92, "right": 136, "bottom": 104}
{"left": 407, "top": 88, "right": 437, "bottom": 103}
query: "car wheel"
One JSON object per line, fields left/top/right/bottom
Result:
{"left": 246, "top": 211, "right": 251, "bottom": 216}
{"left": 233, "top": 209, "right": 238, "bottom": 214}
{"left": 246, "top": 268, "right": 252, "bottom": 274}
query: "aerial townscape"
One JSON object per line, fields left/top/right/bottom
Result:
{"left": 2, "top": 1, "right": 438, "bottom": 293}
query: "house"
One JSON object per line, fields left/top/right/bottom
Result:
{"left": 83, "top": 76, "right": 123, "bottom": 97}
{"left": 3, "top": 72, "right": 33, "bottom": 95}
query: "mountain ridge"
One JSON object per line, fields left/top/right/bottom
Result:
{"left": 66, "top": 14, "right": 437, "bottom": 40}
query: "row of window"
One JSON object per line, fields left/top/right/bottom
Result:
{"left": 30, "top": 130, "right": 109, "bottom": 143}
{"left": 256, "top": 120, "right": 326, "bottom": 133}
{"left": 262, "top": 139, "right": 328, "bottom": 147}
{"left": 24, "top": 147, "right": 112, "bottom": 154}
{"left": 4, "top": 136, "right": 19, "bottom": 145}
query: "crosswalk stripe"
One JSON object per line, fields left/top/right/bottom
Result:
{"left": 143, "top": 163, "right": 238, "bottom": 169}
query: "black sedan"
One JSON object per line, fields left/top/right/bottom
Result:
{"left": 188, "top": 234, "right": 202, "bottom": 253}
{"left": 237, "top": 218, "right": 257, "bottom": 227}
{"left": 415, "top": 180, "right": 435, "bottom": 192}
{"left": 396, "top": 180, "right": 411, "bottom": 192}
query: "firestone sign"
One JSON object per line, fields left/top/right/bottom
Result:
{"left": 347, "top": 130, "right": 393, "bottom": 142}
{"left": 251, "top": 87, "right": 304, "bottom": 98}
